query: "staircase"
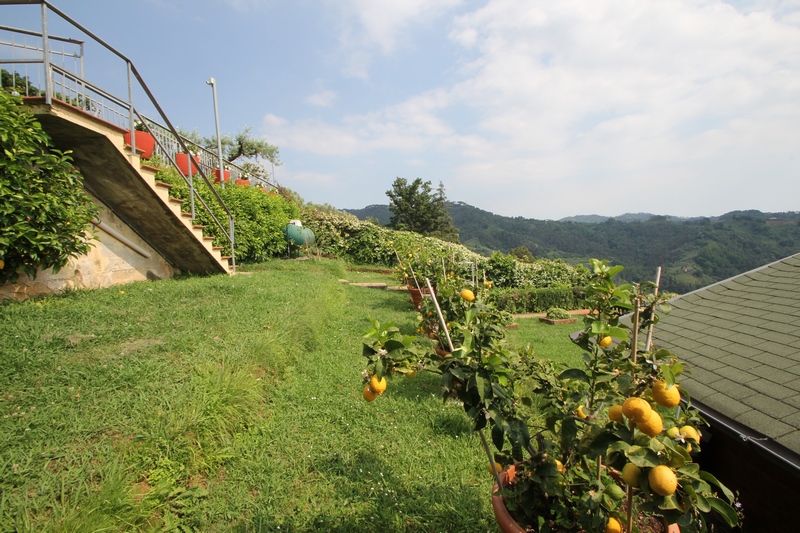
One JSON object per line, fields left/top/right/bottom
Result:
{"left": 26, "top": 97, "right": 232, "bottom": 275}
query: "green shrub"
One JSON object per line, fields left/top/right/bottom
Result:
{"left": 0, "top": 91, "right": 99, "bottom": 284}
{"left": 152, "top": 163, "right": 299, "bottom": 262}
{"left": 545, "top": 307, "right": 571, "bottom": 320}
{"left": 485, "top": 287, "right": 579, "bottom": 314}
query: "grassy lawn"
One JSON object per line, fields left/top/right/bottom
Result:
{"left": 0, "top": 259, "right": 583, "bottom": 532}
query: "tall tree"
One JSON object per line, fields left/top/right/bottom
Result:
{"left": 386, "top": 178, "right": 459, "bottom": 242}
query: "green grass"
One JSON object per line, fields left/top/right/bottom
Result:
{"left": 0, "top": 259, "right": 583, "bottom": 532}
{"left": 506, "top": 317, "right": 585, "bottom": 367}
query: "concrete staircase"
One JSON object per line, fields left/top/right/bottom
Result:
{"left": 26, "top": 97, "right": 231, "bottom": 276}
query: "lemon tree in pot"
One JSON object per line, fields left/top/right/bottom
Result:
{"left": 360, "top": 260, "right": 742, "bottom": 532}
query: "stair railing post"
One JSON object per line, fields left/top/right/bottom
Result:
{"left": 127, "top": 61, "right": 135, "bottom": 155}
{"left": 229, "top": 216, "right": 236, "bottom": 273}
{"left": 41, "top": 2, "right": 52, "bottom": 105}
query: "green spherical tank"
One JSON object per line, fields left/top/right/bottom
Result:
{"left": 283, "top": 222, "right": 315, "bottom": 248}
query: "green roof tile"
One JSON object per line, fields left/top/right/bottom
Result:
{"left": 697, "top": 392, "right": 754, "bottom": 419}
{"left": 748, "top": 376, "right": 797, "bottom": 398}
{"left": 736, "top": 409, "right": 794, "bottom": 438}
{"left": 655, "top": 252, "right": 800, "bottom": 455}
{"left": 741, "top": 394, "right": 797, "bottom": 420}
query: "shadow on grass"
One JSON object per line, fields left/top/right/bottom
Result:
{"left": 236, "top": 450, "right": 495, "bottom": 532}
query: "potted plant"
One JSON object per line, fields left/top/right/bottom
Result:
{"left": 212, "top": 165, "right": 231, "bottom": 183}
{"left": 175, "top": 144, "right": 201, "bottom": 176}
{"left": 361, "top": 259, "right": 743, "bottom": 533}
{"left": 396, "top": 249, "right": 443, "bottom": 310}
{"left": 124, "top": 120, "right": 156, "bottom": 159}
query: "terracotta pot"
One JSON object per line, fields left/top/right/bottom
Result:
{"left": 124, "top": 130, "right": 155, "bottom": 159}
{"left": 407, "top": 284, "right": 435, "bottom": 311}
{"left": 491, "top": 467, "right": 680, "bottom": 533}
{"left": 175, "top": 153, "right": 199, "bottom": 175}
{"left": 213, "top": 169, "right": 231, "bottom": 183}
{"left": 234, "top": 179, "right": 250, "bottom": 187}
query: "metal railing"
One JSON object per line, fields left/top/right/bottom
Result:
{"left": 0, "top": 1, "right": 273, "bottom": 273}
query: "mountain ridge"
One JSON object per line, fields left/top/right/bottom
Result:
{"left": 344, "top": 202, "right": 800, "bottom": 293}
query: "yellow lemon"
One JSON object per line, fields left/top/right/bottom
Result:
{"left": 621, "top": 463, "right": 642, "bottom": 486}
{"left": 369, "top": 374, "right": 387, "bottom": 395}
{"left": 667, "top": 426, "right": 681, "bottom": 439}
{"left": 599, "top": 336, "right": 613, "bottom": 348}
{"left": 608, "top": 404, "right": 624, "bottom": 423}
{"left": 489, "top": 462, "right": 503, "bottom": 475}
{"left": 605, "top": 517, "right": 622, "bottom": 533}
{"left": 555, "top": 459, "right": 566, "bottom": 474}
{"left": 460, "top": 289, "right": 475, "bottom": 302}
{"left": 622, "top": 397, "right": 652, "bottom": 423}
{"left": 406, "top": 368, "right": 417, "bottom": 379}
{"left": 576, "top": 405, "right": 588, "bottom": 419}
{"left": 636, "top": 410, "right": 663, "bottom": 437}
{"left": 0, "top": 259, "right": 4, "bottom": 270}
{"left": 362, "top": 385, "right": 378, "bottom": 402}
{"left": 648, "top": 465, "right": 678, "bottom": 496}
{"left": 681, "top": 425, "right": 701, "bottom": 443}
{"left": 652, "top": 381, "right": 681, "bottom": 408}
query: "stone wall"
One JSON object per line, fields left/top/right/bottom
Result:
{"left": 0, "top": 194, "right": 177, "bottom": 301}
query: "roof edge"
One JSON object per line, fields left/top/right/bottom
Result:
{"left": 691, "top": 398, "right": 800, "bottom": 478}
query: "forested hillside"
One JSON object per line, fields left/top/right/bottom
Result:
{"left": 345, "top": 203, "right": 800, "bottom": 293}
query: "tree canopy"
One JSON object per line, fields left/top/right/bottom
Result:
{"left": 386, "top": 178, "right": 459, "bottom": 243}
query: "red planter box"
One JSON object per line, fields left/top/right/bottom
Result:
{"left": 124, "top": 130, "right": 155, "bottom": 159}
{"left": 212, "top": 169, "right": 231, "bottom": 183}
{"left": 175, "top": 153, "right": 199, "bottom": 175}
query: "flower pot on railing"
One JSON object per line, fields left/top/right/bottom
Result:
{"left": 212, "top": 169, "right": 231, "bottom": 183}
{"left": 175, "top": 153, "right": 199, "bottom": 175}
{"left": 234, "top": 179, "right": 251, "bottom": 187}
{"left": 124, "top": 130, "right": 155, "bottom": 159}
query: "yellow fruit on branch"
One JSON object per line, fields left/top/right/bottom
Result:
{"left": 362, "top": 384, "right": 378, "bottom": 402}
{"left": 406, "top": 368, "right": 417, "bottom": 378}
{"left": 599, "top": 336, "right": 613, "bottom": 348}
{"left": 460, "top": 289, "right": 475, "bottom": 302}
{"left": 576, "top": 405, "right": 588, "bottom": 419}
{"left": 636, "top": 409, "right": 663, "bottom": 437}
{"left": 0, "top": 259, "right": 4, "bottom": 270}
{"left": 554, "top": 459, "right": 566, "bottom": 474}
{"left": 608, "top": 404, "right": 624, "bottom": 423}
{"left": 369, "top": 374, "right": 387, "bottom": 395}
{"left": 621, "top": 463, "right": 642, "bottom": 486}
{"left": 681, "top": 425, "right": 701, "bottom": 443}
{"left": 489, "top": 462, "right": 503, "bottom": 475}
{"left": 652, "top": 380, "right": 681, "bottom": 408}
{"left": 648, "top": 465, "right": 678, "bottom": 496}
{"left": 622, "top": 397, "right": 652, "bottom": 423}
{"left": 604, "top": 516, "right": 622, "bottom": 533}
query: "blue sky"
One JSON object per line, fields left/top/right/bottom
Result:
{"left": 4, "top": 0, "right": 800, "bottom": 220}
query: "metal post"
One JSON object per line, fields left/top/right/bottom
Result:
{"left": 206, "top": 77, "right": 225, "bottom": 189}
{"left": 127, "top": 62, "right": 135, "bottom": 155}
{"left": 41, "top": 2, "right": 52, "bottom": 105}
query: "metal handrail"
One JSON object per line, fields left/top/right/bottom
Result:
{"left": 0, "top": 0, "right": 241, "bottom": 272}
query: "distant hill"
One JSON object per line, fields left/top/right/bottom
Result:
{"left": 559, "top": 213, "right": 701, "bottom": 223}
{"left": 345, "top": 203, "right": 800, "bottom": 293}
{"left": 345, "top": 204, "right": 392, "bottom": 226}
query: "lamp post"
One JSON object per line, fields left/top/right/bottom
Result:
{"left": 206, "top": 77, "right": 225, "bottom": 188}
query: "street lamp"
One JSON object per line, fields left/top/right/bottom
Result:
{"left": 206, "top": 77, "right": 225, "bottom": 188}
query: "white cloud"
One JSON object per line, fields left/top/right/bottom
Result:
{"left": 329, "top": 0, "right": 464, "bottom": 78}
{"left": 306, "top": 90, "right": 338, "bottom": 107}
{"left": 269, "top": 0, "right": 800, "bottom": 218}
